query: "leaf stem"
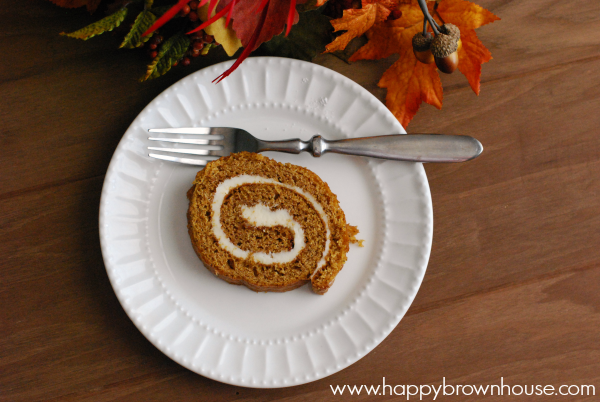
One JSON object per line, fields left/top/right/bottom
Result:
{"left": 286, "top": 0, "right": 297, "bottom": 36}
{"left": 142, "top": 0, "right": 190, "bottom": 37}
{"left": 188, "top": 1, "right": 234, "bottom": 34}
{"left": 417, "top": 0, "right": 439, "bottom": 35}
{"left": 213, "top": 1, "right": 269, "bottom": 83}
{"left": 433, "top": 1, "right": 446, "bottom": 26}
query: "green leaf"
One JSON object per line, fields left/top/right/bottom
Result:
{"left": 141, "top": 33, "right": 190, "bottom": 81}
{"left": 255, "top": 7, "right": 333, "bottom": 61}
{"left": 201, "top": 42, "right": 217, "bottom": 56}
{"left": 120, "top": 10, "right": 156, "bottom": 48}
{"left": 60, "top": 8, "right": 128, "bottom": 40}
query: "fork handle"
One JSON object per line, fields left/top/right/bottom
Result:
{"left": 257, "top": 134, "right": 482, "bottom": 163}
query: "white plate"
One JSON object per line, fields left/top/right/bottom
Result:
{"left": 99, "top": 57, "right": 432, "bottom": 388}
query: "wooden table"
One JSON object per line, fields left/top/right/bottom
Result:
{"left": 2, "top": 1, "right": 599, "bottom": 400}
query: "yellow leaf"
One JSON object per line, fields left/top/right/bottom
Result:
{"left": 198, "top": 4, "right": 242, "bottom": 57}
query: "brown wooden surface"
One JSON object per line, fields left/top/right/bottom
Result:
{"left": 2, "top": 1, "right": 600, "bottom": 401}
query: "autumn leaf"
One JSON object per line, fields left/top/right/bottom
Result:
{"left": 351, "top": 17, "right": 442, "bottom": 127}
{"left": 121, "top": 10, "right": 157, "bottom": 49}
{"left": 142, "top": 0, "right": 313, "bottom": 81}
{"left": 435, "top": 0, "right": 499, "bottom": 94}
{"left": 146, "top": 0, "right": 308, "bottom": 52}
{"left": 208, "top": 0, "right": 313, "bottom": 82}
{"left": 435, "top": 0, "right": 499, "bottom": 30}
{"left": 325, "top": 0, "right": 398, "bottom": 53}
{"left": 226, "top": 0, "right": 309, "bottom": 50}
{"left": 455, "top": 28, "right": 489, "bottom": 94}
{"left": 197, "top": 3, "right": 242, "bottom": 57}
{"left": 256, "top": 6, "right": 333, "bottom": 61}
{"left": 345, "top": 0, "right": 498, "bottom": 126}
{"left": 381, "top": 60, "right": 443, "bottom": 127}
{"left": 141, "top": 33, "right": 190, "bottom": 81}
{"left": 61, "top": 7, "right": 128, "bottom": 40}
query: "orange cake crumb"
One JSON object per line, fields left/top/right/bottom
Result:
{"left": 187, "top": 152, "right": 359, "bottom": 294}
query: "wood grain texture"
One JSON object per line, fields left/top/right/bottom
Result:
{"left": 1, "top": 0, "right": 599, "bottom": 400}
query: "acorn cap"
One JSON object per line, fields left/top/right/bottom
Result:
{"left": 431, "top": 33, "right": 459, "bottom": 58}
{"left": 440, "top": 23, "right": 460, "bottom": 40}
{"left": 412, "top": 32, "right": 432, "bottom": 52}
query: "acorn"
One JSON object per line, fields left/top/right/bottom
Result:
{"left": 440, "top": 23, "right": 460, "bottom": 39}
{"left": 412, "top": 32, "right": 434, "bottom": 64}
{"left": 440, "top": 23, "right": 462, "bottom": 52}
{"left": 431, "top": 28, "right": 460, "bottom": 74}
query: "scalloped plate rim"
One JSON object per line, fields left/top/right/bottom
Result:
{"left": 99, "top": 57, "right": 433, "bottom": 388}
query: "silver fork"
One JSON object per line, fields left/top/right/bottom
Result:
{"left": 148, "top": 127, "right": 483, "bottom": 165}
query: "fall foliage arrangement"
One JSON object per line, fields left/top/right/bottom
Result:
{"left": 52, "top": 0, "right": 499, "bottom": 126}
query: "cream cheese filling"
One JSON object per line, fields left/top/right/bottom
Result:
{"left": 211, "top": 174, "right": 330, "bottom": 277}
{"left": 240, "top": 203, "right": 305, "bottom": 265}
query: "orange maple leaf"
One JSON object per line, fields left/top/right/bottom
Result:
{"left": 336, "top": 0, "right": 499, "bottom": 126}
{"left": 435, "top": 0, "right": 499, "bottom": 94}
{"left": 325, "top": 0, "right": 399, "bottom": 53}
{"left": 350, "top": 15, "right": 442, "bottom": 127}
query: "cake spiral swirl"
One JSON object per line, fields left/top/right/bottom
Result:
{"left": 187, "top": 152, "right": 355, "bottom": 294}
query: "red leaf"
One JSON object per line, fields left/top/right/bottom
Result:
{"left": 213, "top": 3, "right": 269, "bottom": 83}
{"left": 226, "top": 0, "right": 237, "bottom": 26}
{"left": 227, "top": 0, "right": 308, "bottom": 50}
{"left": 188, "top": 1, "right": 234, "bottom": 34}
{"left": 142, "top": 0, "right": 191, "bottom": 37}
{"left": 286, "top": 0, "right": 297, "bottom": 36}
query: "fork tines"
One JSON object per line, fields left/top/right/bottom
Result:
{"left": 148, "top": 127, "right": 212, "bottom": 135}
{"left": 147, "top": 153, "right": 210, "bottom": 165}
{"left": 147, "top": 137, "right": 220, "bottom": 145}
{"left": 147, "top": 127, "right": 224, "bottom": 164}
